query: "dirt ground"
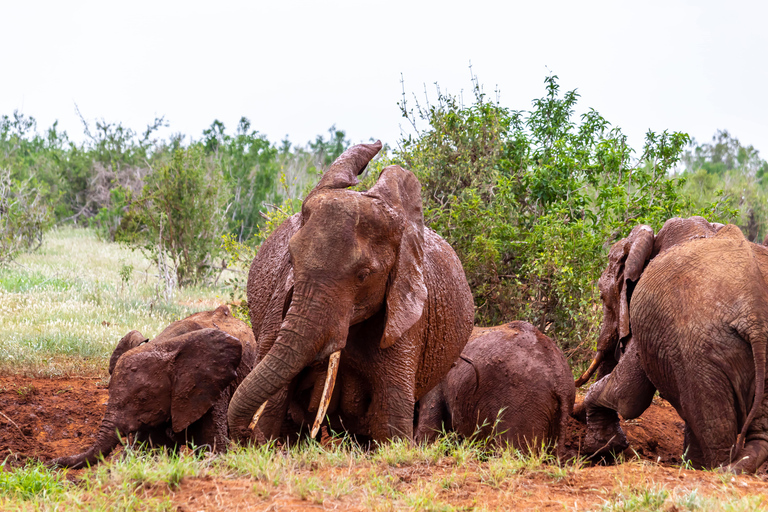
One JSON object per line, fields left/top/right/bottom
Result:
{"left": 1, "top": 376, "right": 767, "bottom": 511}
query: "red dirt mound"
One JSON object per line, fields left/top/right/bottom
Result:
{"left": 0, "top": 377, "right": 107, "bottom": 465}
{"left": 565, "top": 395, "right": 685, "bottom": 464}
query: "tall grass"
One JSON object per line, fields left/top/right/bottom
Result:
{"left": 0, "top": 227, "right": 224, "bottom": 376}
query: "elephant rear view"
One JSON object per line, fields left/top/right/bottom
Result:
{"left": 415, "top": 321, "right": 575, "bottom": 456}
{"left": 581, "top": 224, "right": 768, "bottom": 472}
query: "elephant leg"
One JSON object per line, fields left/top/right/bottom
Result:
{"left": 683, "top": 423, "right": 706, "bottom": 468}
{"left": 186, "top": 397, "right": 229, "bottom": 453}
{"left": 414, "top": 385, "right": 449, "bottom": 444}
{"left": 583, "top": 340, "right": 656, "bottom": 458}
{"left": 254, "top": 386, "right": 291, "bottom": 441}
{"left": 681, "top": 380, "right": 768, "bottom": 472}
{"left": 727, "top": 438, "right": 768, "bottom": 473}
{"left": 369, "top": 379, "right": 416, "bottom": 442}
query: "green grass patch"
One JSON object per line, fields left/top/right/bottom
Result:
{"left": 0, "top": 227, "right": 225, "bottom": 377}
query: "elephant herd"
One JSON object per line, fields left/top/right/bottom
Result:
{"left": 52, "top": 143, "right": 768, "bottom": 474}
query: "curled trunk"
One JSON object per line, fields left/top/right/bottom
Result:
{"left": 228, "top": 310, "right": 323, "bottom": 440}
{"left": 50, "top": 414, "right": 121, "bottom": 469}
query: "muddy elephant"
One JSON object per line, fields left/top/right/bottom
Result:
{"left": 52, "top": 306, "right": 256, "bottom": 469}
{"left": 575, "top": 216, "right": 726, "bottom": 387}
{"left": 580, "top": 222, "right": 768, "bottom": 472}
{"left": 227, "top": 141, "right": 475, "bottom": 443}
{"left": 415, "top": 322, "right": 575, "bottom": 456}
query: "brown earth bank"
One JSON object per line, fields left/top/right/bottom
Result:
{"left": 2, "top": 377, "right": 768, "bottom": 510}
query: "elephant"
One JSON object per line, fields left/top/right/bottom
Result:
{"left": 575, "top": 216, "right": 725, "bottom": 387}
{"left": 51, "top": 305, "right": 256, "bottom": 469}
{"left": 414, "top": 321, "right": 575, "bottom": 457}
{"left": 227, "top": 141, "right": 475, "bottom": 444}
{"left": 579, "top": 222, "right": 768, "bottom": 472}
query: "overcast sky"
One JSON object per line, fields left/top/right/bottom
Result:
{"left": 3, "top": 0, "right": 766, "bottom": 158}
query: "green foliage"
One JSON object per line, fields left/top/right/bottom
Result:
{"left": 117, "top": 145, "right": 231, "bottom": 286}
{"left": 396, "top": 74, "right": 713, "bottom": 364}
{"left": 204, "top": 117, "right": 281, "bottom": 242}
{"left": 681, "top": 130, "right": 768, "bottom": 241}
{"left": 0, "top": 168, "right": 52, "bottom": 263}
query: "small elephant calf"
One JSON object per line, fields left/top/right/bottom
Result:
{"left": 415, "top": 321, "right": 575, "bottom": 455}
{"left": 52, "top": 305, "right": 256, "bottom": 469}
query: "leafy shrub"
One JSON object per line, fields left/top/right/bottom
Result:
{"left": 118, "top": 145, "right": 231, "bottom": 286}
{"left": 0, "top": 168, "right": 52, "bottom": 263}
{"left": 395, "top": 74, "right": 723, "bottom": 366}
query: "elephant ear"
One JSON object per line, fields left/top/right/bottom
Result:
{"left": 312, "top": 141, "right": 382, "bottom": 191}
{"left": 618, "top": 225, "right": 654, "bottom": 340}
{"left": 109, "top": 330, "right": 148, "bottom": 376}
{"left": 170, "top": 328, "right": 243, "bottom": 432}
{"left": 596, "top": 224, "right": 654, "bottom": 353}
{"left": 365, "top": 165, "right": 427, "bottom": 349}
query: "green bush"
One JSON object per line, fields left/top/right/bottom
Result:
{"left": 118, "top": 145, "right": 231, "bottom": 286}
{"left": 0, "top": 168, "right": 52, "bottom": 263}
{"left": 394, "top": 75, "right": 724, "bottom": 366}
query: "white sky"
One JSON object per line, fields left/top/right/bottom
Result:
{"left": 3, "top": 0, "right": 767, "bottom": 159}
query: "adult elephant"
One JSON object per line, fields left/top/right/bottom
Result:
{"left": 575, "top": 216, "right": 724, "bottom": 387}
{"left": 580, "top": 223, "right": 768, "bottom": 473}
{"left": 51, "top": 306, "right": 256, "bottom": 469}
{"left": 415, "top": 321, "right": 574, "bottom": 457}
{"left": 228, "top": 141, "right": 475, "bottom": 443}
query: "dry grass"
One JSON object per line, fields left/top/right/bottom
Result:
{"left": 0, "top": 227, "right": 224, "bottom": 377}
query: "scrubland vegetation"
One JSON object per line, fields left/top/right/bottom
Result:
{"left": 2, "top": 74, "right": 768, "bottom": 510}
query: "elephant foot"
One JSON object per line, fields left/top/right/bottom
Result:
{"left": 583, "top": 422, "right": 629, "bottom": 460}
{"left": 725, "top": 440, "right": 768, "bottom": 474}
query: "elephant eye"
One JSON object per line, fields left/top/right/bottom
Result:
{"left": 357, "top": 268, "right": 371, "bottom": 282}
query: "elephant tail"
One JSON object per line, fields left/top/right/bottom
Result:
{"left": 734, "top": 317, "right": 768, "bottom": 454}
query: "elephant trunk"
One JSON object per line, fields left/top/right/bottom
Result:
{"left": 228, "top": 289, "right": 348, "bottom": 440}
{"left": 50, "top": 412, "right": 121, "bottom": 469}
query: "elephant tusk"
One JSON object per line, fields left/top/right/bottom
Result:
{"left": 574, "top": 351, "right": 604, "bottom": 387}
{"left": 248, "top": 401, "right": 269, "bottom": 430}
{"left": 310, "top": 350, "right": 341, "bottom": 439}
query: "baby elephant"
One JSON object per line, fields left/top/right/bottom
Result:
{"left": 415, "top": 321, "right": 575, "bottom": 455}
{"left": 52, "top": 305, "right": 256, "bottom": 469}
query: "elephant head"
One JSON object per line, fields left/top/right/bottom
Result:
{"left": 228, "top": 140, "right": 430, "bottom": 439}
{"left": 52, "top": 327, "right": 242, "bottom": 469}
{"left": 108, "top": 330, "right": 147, "bottom": 376}
{"left": 574, "top": 225, "right": 654, "bottom": 387}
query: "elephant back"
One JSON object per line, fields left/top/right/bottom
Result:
{"left": 447, "top": 321, "right": 574, "bottom": 449}
{"left": 246, "top": 213, "right": 301, "bottom": 357}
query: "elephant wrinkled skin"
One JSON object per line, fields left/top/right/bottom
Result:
{"left": 228, "top": 141, "right": 475, "bottom": 443}
{"left": 51, "top": 306, "right": 256, "bottom": 469}
{"left": 415, "top": 322, "right": 575, "bottom": 456}
{"left": 581, "top": 220, "right": 768, "bottom": 473}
